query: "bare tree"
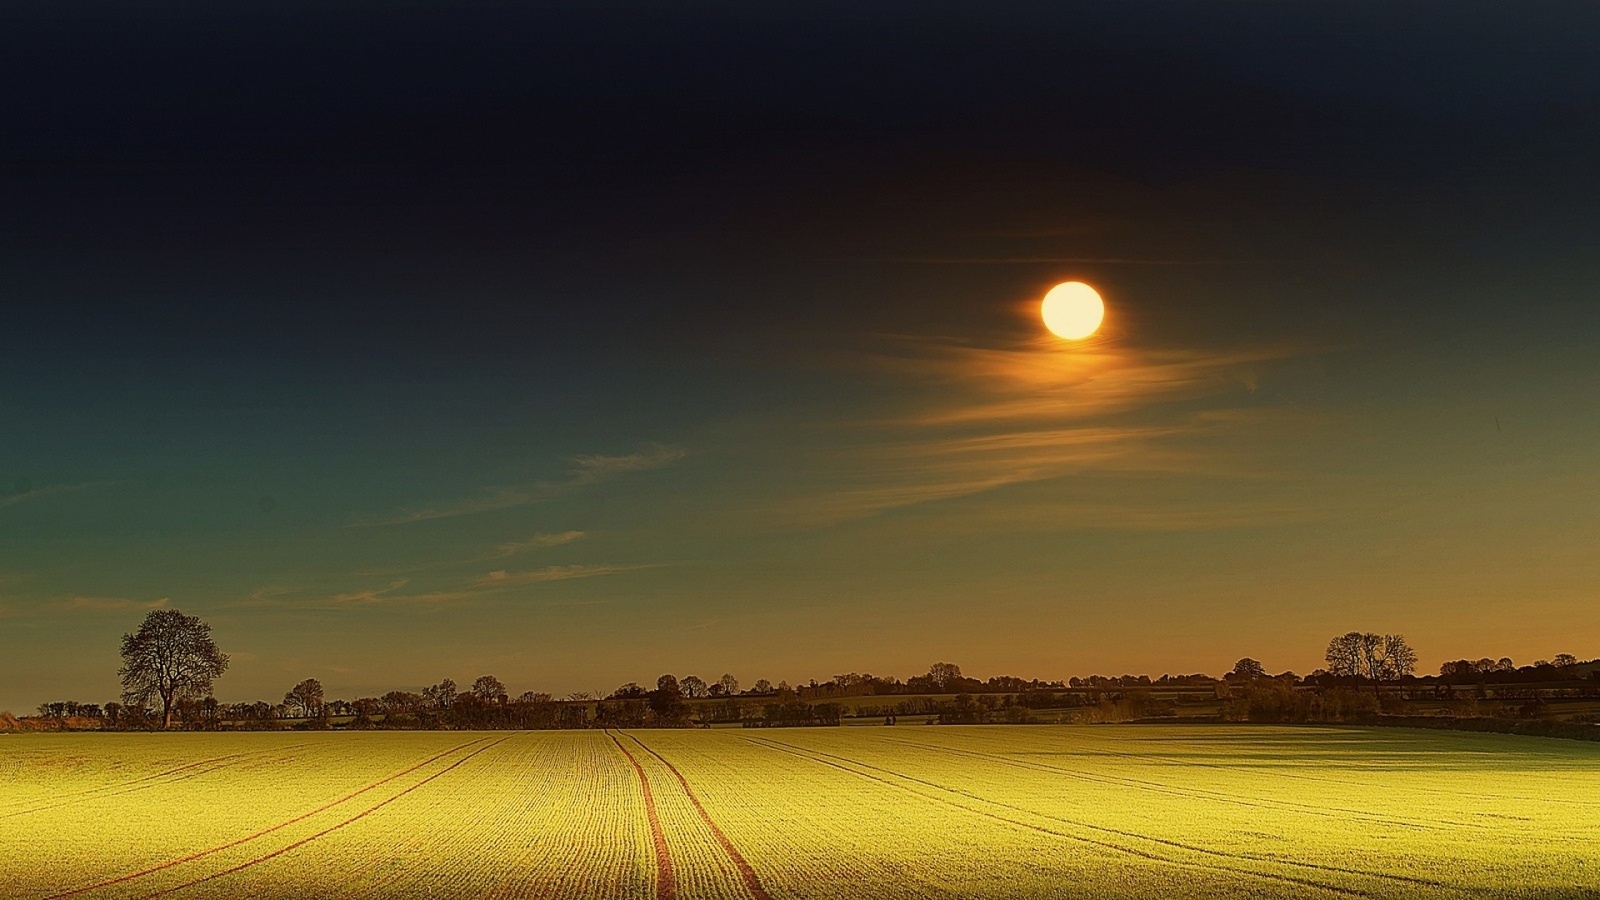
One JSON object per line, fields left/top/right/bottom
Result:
{"left": 681, "top": 675, "right": 708, "bottom": 699}
{"left": 752, "top": 678, "right": 773, "bottom": 694}
{"left": 1377, "top": 634, "right": 1417, "bottom": 684}
{"left": 1324, "top": 632, "right": 1377, "bottom": 678}
{"left": 284, "top": 678, "right": 325, "bottom": 718}
{"left": 1228, "top": 658, "right": 1266, "bottom": 680}
{"left": 424, "top": 678, "right": 457, "bottom": 710}
{"left": 1553, "top": 653, "right": 1579, "bottom": 669}
{"left": 1326, "top": 631, "right": 1415, "bottom": 698}
{"left": 928, "top": 662, "right": 963, "bottom": 691}
{"left": 471, "top": 675, "right": 507, "bottom": 704}
{"left": 118, "top": 609, "right": 229, "bottom": 730}
{"left": 718, "top": 673, "right": 739, "bottom": 696}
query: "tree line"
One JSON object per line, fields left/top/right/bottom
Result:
{"left": 17, "top": 610, "right": 1597, "bottom": 732}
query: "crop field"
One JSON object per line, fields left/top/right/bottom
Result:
{"left": 2, "top": 726, "right": 1597, "bottom": 899}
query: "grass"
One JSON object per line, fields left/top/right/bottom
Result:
{"left": 2, "top": 725, "right": 1596, "bottom": 898}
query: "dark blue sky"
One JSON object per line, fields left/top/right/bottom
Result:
{"left": 3, "top": 2, "right": 1598, "bottom": 709}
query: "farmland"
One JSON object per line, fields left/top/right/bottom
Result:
{"left": 2, "top": 726, "right": 1597, "bottom": 899}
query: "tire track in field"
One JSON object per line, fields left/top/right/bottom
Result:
{"left": 606, "top": 731, "right": 676, "bottom": 900}
{"left": 878, "top": 736, "right": 1449, "bottom": 888}
{"left": 43, "top": 736, "right": 496, "bottom": 899}
{"left": 1, "top": 745, "right": 312, "bottom": 820}
{"left": 1070, "top": 731, "right": 1600, "bottom": 810}
{"left": 883, "top": 735, "right": 1463, "bottom": 834}
{"left": 130, "top": 734, "right": 519, "bottom": 899}
{"left": 626, "top": 734, "right": 773, "bottom": 900}
{"left": 746, "top": 736, "right": 1378, "bottom": 899}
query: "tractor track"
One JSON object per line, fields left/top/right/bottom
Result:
{"left": 1065, "top": 731, "right": 1600, "bottom": 811}
{"left": 881, "top": 735, "right": 1468, "bottom": 833}
{"left": 1, "top": 745, "right": 313, "bottom": 820}
{"left": 129, "top": 734, "right": 517, "bottom": 899}
{"left": 625, "top": 734, "right": 772, "bottom": 900}
{"left": 43, "top": 736, "right": 497, "bottom": 899}
{"left": 606, "top": 731, "right": 676, "bottom": 900}
{"left": 746, "top": 735, "right": 1387, "bottom": 898}
{"left": 878, "top": 735, "right": 1451, "bottom": 887}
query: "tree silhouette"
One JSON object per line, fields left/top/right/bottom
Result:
{"left": 928, "top": 662, "right": 963, "bottom": 691}
{"left": 118, "top": 609, "right": 229, "bottom": 730}
{"left": 681, "top": 675, "right": 708, "bottom": 699}
{"left": 472, "top": 675, "right": 507, "bottom": 705}
{"left": 284, "top": 678, "right": 324, "bottom": 718}
{"left": 1228, "top": 658, "right": 1266, "bottom": 680}
{"left": 424, "top": 678, "right": 457, "bottom": 710}
{"left": 1325, "top": 631, "right": 1416, "bottom": 698}
{"left": 648, "top": 674, "right": 685, "bottom": 720}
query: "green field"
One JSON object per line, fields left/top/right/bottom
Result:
{"left": 2, "top": 726, "right": 1597, "bottom": 898}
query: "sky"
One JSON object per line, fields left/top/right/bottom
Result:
{"left": 3, "top": 2, "right": 1599, "bottom": 711}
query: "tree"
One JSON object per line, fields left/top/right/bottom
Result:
{"left": 118, "top": 609, "right": 229, "bottom": 730}
{"left": 284, "top": 678, "right": 324, "bottom": 718}
{"left": 752, "top": 678, "right": 773, "bottom": 694}
{"left": 472, "top": 675, "right": 507, "bottom": 705}
{"left": 718, "top": 674, "right": 740, "bottom": 696}
{"left": 1325, "top": 631, "right": 1415, "bottom": 698}
{"left": 681, "top": 675, "right": 708, "bottom": 699}
{"left": 1553, "top": 653, "right": 1579, "bottom": 669}
{"left": 1378, "top": 634, "right": 1417, "bottom": 684}
{"left": 1228, "top": 658, "right": 1266, "bottom": 680}
{"left": 1324, "top": 632, "right": 1376, "bottom": 678}
{"left": 928, "top": 662, "right": 963, "bottom": 691}
{"left": 381, "top": 690, "right": 424, "bottom": 715}
{"left": 424, "top": 678, "right": 457, "bottom": 710}
{"left": 648, "top": 674, "right": 685, "bottom": 720}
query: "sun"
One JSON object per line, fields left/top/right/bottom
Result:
{"left": 1040, "top": 281, "right": 1105, "bottom": 340}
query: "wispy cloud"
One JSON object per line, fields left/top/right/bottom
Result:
{"left": 788, "top": 336, "right": 1327, "bottom": 525}
{"left": 351, "top": 445, "right": 685, "bottom": 527}
{"left": 0, "top": 480, "right": 111, "bottom": 511}
{"left": 329, "top": 578, "right": 410, "bottom": 605}
{"left": 571, "top": 446, "right": 686, "bottom": 484}
{"left": 58, "top": 595, "right": 170, "bottom": 613}
{"left": 493, "top": 530, "right": 586, "bottom": 557}
{"left": 239, "top": 563, "right": 656, "bottom": 610}
{"left": 851, "top": 256, "right": 1261, "bottom": 266}
{"left": 474, "top": 564, "right": 653, "bottom": 587}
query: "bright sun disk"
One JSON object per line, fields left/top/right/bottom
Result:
{"left": 1040, "top": 281, "right": 1105, "bottom": 340}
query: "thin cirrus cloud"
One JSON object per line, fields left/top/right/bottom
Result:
{"left": 787, "top": 335, "right": 1324, "bottom": 525}
{"left": 246, "top": 563, "right": 654, "bottom": 610}
{"left": 493, "top": 531, "right": 586, "bottom": 558}
{"left": 351, "top": 445, "right": 685, "bottom": 527}
{"left": 328, "top": 579, "right": 411, "bottom": 605}
{"left": 0, "top": 480, "right": 112, "bottom": 511}
{"left": 855, "top": 256, "right": 1260, "bottom": 266}
{"left": 473, "top": 564, "right": 654, "bottom": 588}
{"left": 58, "top": 595, "right": 171, "bottom": 613}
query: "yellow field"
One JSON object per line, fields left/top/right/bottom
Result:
{"left": 1, "top": 726, "right": 1596, "bottom": 898}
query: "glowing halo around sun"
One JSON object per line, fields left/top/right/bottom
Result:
{"left": 1040, "top": 281, "right": 1105, "bottom": 340}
